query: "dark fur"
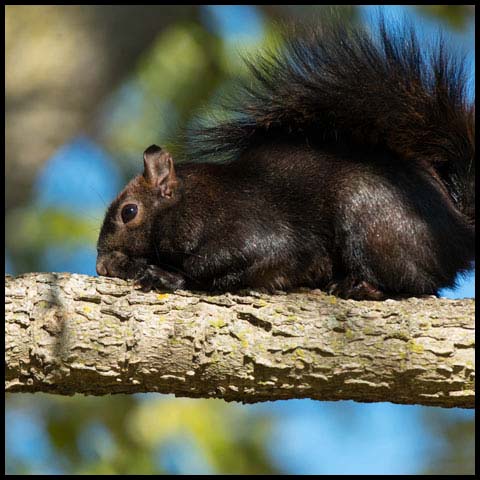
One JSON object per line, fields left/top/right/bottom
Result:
{"left": 97, "top": 18, "right": 475, "bottom": 299}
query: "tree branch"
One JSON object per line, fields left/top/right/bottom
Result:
{"left": 5, "top": 273, "right": 475, "bottom": 408}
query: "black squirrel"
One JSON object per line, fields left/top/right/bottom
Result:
{"left": 96, "top": 18, "right": 475, "bottom": 300}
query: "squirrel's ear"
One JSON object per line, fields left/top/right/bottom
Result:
{"left": 143, "top": 145, "right": 178, "bottom": 198}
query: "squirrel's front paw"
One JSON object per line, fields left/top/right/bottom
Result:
{"left": 134, "top": 265, "right": 185, "bottom": 292}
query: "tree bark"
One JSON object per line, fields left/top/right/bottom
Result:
{"left": 5, "top": 273, "right": 475, "bottom": 408}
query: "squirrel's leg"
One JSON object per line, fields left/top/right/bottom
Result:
{"left": 133, "top": 264, "right": 185, "bottom": 292}
{"left": 331, "top": 163, "right": 468, "bottom": 299}
{"left": 183, "top": 254, "right": 249, "bottom": 291}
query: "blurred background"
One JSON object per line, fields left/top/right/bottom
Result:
{"left": 5, "top": 5, "right": 475, "bottom": 475}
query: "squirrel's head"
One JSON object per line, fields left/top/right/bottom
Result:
{"left": 96, "top": 145, "right": 179, "bottom": 277}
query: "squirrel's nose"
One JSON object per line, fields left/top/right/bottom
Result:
{"left": 96, "top": 258, "right": 108, "bottom": 276}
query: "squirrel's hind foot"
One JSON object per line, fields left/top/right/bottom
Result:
{"left": 327, "top": 277, "right": 385, "bottom": 301}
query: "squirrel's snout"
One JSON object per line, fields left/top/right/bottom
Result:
{"left": 96, "top": 258, "right": 108, "bottom": 276}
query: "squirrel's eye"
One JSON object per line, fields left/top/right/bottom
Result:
{"left": 121, "top": 204, "right": 138, "bottom": 223}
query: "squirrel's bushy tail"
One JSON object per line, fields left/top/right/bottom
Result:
{"left": 193, "top": 16, "right": 475, "bottom": 224}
